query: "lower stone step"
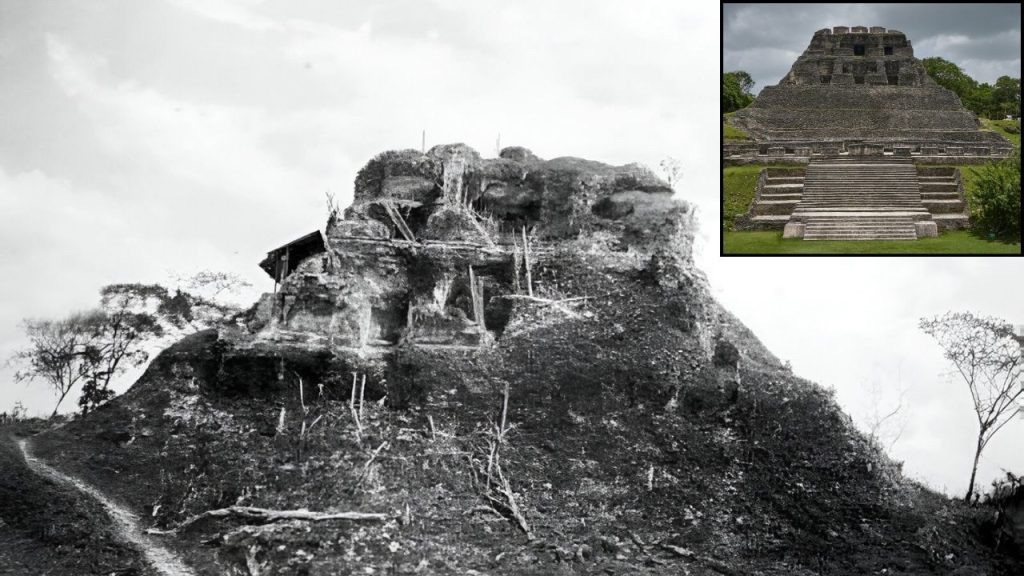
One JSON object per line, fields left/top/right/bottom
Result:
{"left": 931, "top": 213, "right": 970, "bottom": 231}
{"left": 920, "top": 182, "right": 959, "bottom": 193}
{"left": 804, "top": 234, "right": 917, "bottom": 241}
{"left": 754, "top": 200, "right": 800, "bottom": 216}
{"left": 922, "top": 199, "right": 967, "bottom": 213}
{"left": 921, "top": 192, "right": 962, "bottom": 200}
{"left": 767, "top": 177, "right": 804, "bottom": 185}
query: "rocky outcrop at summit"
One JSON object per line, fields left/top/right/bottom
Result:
{"left": 246, "top": 143, "right": 691, "bottom": 363}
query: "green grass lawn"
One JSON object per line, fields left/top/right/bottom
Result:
{"left": 724, "top": 123, "right": 750, "bottom": 140}
{"left": 980, "top": 118, "right": 1021, "bottom": 147}
{"left": 722, "top": 164, "right": 762, "bottom": 227}
{"left": 724, "top": 230, "right": 1020, "bottom": 254}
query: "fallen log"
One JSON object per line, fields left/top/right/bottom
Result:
{"left": 147, "top": 506, "right": 387, "bottom": 535}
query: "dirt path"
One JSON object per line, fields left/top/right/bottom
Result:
{"left": 17, "top": 438, "right": 197, "bottom": 576}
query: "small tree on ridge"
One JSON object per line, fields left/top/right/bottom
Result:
{"left": 920, "top": 312, "right": 1023, "bottom": 502}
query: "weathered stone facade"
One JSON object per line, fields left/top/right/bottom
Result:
{"left": 247, "top": 144, "right": 692, "bottom": 359}
{"left": 726, "top": 27, "right": 1013, "bottom": 162}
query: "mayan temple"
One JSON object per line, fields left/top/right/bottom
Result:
{"left": 727, "top": 26, "right": 1014, "bottom": 240}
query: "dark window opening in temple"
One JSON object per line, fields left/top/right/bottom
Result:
{"left": 820, "top": 75, "right": 831, "bottom": 84}
{"left": 371, "top": 305, "right": 407, "bottom": 345}
{"left": 758, "top": 145, "right": 768, "bottom": 155}
{"left": 887, "top": 75, "right": 899, "bottom": 85}
{"left": 842, "top": 63, "right": 851, "bottom": 73}
{"left": 784, "top": 147, "right": 795, "bottom": 155}
{"left": 884, "top": 46, "right": 893, "bottom": 56}
{"left": 854, "top": 75, "right": 865, "bottom": 84}
{"left": 853, "top": 44, "right": 865, "bottom": 56}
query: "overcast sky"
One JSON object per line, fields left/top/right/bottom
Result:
{"left": 0, "top": 0, "right": 1020, "bottom": 498}
{"left": 724, "top": 3, "right": 1022, "bottom": 95}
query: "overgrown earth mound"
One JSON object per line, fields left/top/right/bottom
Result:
{"left": 15, "top": 145, "right": 1022, "bottom": 575}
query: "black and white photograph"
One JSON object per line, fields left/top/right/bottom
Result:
{"left": 0, "top": 1, "right": 1021, "bottom": 574}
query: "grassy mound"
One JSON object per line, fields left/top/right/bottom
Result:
{"left": 981, "top": 118, "right": 1021, "bottom": 148}
{"left": 724, "top": 113, "right": 751, "bottom": 141}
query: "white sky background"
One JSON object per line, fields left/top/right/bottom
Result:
{"left": 723, "top": 3, "right": 1021, "bottom": 95}
{"left": 0, "top": 0, "right": 1020, "bottom": 498}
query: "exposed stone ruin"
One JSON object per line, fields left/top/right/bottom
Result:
{"left": 243, "top": 143, "right": 691, "bottom": 366}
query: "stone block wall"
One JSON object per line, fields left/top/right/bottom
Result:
{"left": 750, "top": 86, "right": 963, "bottom": 111}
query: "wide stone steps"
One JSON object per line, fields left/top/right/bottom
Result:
{"left": 789, "top": 160, "right": 932, "bottom": 239}
{"left": 803, "top": 215, "right": 918, "bottom": 240}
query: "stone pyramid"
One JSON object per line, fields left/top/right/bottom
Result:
{"left": 728, "top": 26, "right": 1012, "bottom": 159}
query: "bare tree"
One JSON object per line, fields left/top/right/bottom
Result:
{"left": 174, "top": 270, "right": 252, "bottom": 303}
{"left": 12, "top": 281, "right": 239, "bottom": 417}
{"left": 920, "top": 312, "right": 1023, "bottom": 502}
{"left": 659, "top": 157, "right": 683, "bottom": 189}
{"left": 13, "top": 314, "right": 97, "bottom": 417}
{"left": 861, "top": 368, "right": 910, "bottom": 452}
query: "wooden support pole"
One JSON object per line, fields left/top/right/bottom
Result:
{"left": 521, "top": 226, "right": 533, "bottom": 297}
{"left": 511, "top": 234, "right": 522, "bottom": 294}
{"left": 469, "top": 266, "right": 486, "bottom": 330}
{"left": 382, "top": 200, "right": 416, "bottom": 242}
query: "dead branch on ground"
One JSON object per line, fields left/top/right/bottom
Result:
{"left": 356, "top": 441, "right": 389, "bottom": 489}
{"left": 147, "top": 506, "right": 387, "bottom": 535}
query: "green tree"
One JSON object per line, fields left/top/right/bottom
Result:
{"left": 992, "top": 76, "right": 1021, "bottom": 118}
{"left": 922, "top": 57, "right": 978, "bottom": 98}
{"left": 722, "top": 71, "right": 754, "bottom": 113}
{"left": 923, "top": 57, "right": 1021, "bottom": 120}
{"left": 920, "top": 313, "right": 1023, "bottom": 503}
{"left": 970, "top": 150, "right": 1021, "bottom": 242}
{"left": 728, "top": 70, "right": 755, "bottom": 95}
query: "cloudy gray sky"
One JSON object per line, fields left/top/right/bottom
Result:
{"left": 724, "top": 3, "right": 1021, "bottom": 95}
{"left": 0, "top": 0, "right": 1020, "bottom": 498}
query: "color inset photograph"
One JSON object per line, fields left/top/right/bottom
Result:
{"left": 723, "top": 3, "right": 1021, "bottom": 254}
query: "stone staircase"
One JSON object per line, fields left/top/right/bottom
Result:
{"left": 917, "top": 167, "right": 969, "bottom": 230}
{"left": 786, "top": 157, "right": 934, "bottom": 240}
{"left": 741, "top": 168, "right": 805, "bottom": 229}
